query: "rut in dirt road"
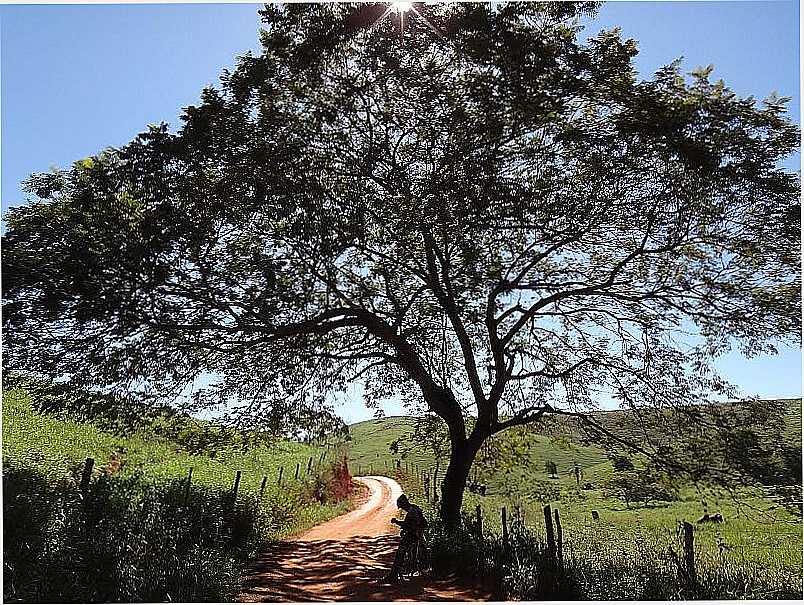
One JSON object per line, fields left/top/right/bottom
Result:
{"left": 239, "top": 476, "right": 490, "bottom": 602}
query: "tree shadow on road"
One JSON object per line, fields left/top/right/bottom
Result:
{"left": 240, "top": 535, "right": 487, "bottom": 602}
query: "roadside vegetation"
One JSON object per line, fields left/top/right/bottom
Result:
{"left": 359, "top": 407, "right": 803, "bottom": 600}
{"left": 391, "top": 468, "right": 802, "bottom": 600}
{"left": 2, "top": 388, "right": 355, "bottom": 603}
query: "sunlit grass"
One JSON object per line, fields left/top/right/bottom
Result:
{"left": 2, "top": 388, "right": 337, "bottom": 499}
{"left": 353, "top": 414, "right": 802, "bottom": 596}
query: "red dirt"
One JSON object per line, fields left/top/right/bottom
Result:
{"left": 240, "top": 476, "right": 490, "bottom": 602}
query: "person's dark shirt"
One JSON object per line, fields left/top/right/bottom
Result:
{"left": 400, "top": 503, "right": 427, "bottom": 533}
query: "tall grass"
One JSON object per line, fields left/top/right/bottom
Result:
{"left": 395, "top": 472, "right": 803, "bottom": 600}
{"left": 2, "top": 389, "right": 356, "bottom": 602}
{"left": 423, "top": 504, "right": 803, "bottom": 600}
{"left": 4, "top": 457, "right": 354, "bottom": 603}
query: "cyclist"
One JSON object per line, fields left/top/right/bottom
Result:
{"left": 383, "top": 494, "right": 428, "bottom": 583}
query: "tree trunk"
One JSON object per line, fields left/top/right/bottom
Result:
{"left": 439, "top": 440, "right": 479, "bottom": 527}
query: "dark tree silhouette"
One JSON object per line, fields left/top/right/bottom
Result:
{"left": 2, "top": 2, "right": 800, "bottom": 525}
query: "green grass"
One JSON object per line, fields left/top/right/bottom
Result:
{"left": 2, "top": 388, "right": 356, "bottom": 602}
{"left": 3, "top": 388, "right": 341, "bottom": 512}
{"left": 347, "top": 415, "right": 610, "bottom": 492}
{"left": 347, "top": 406, "right": 803, "bottom": 589}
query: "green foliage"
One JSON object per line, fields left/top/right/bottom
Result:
{"left": 2, "top": 389, "right": 355, "bottom": 602}
{"left": 604, "top": 469, "right": 678, "bottom": 508}
{"left": 391, "top": 413, "right": 450, "bottom": 466}
{"left": 3, "top": 465, "right": 248, "bottom": 602}
{"left": 2, "top": 5, "right": 799, "bottom": 529}
{"left": 610, "top": 454, "right": 635, "bottom": 472}
{"left": 394, "top": 471, "right": 802, "bottom": 600}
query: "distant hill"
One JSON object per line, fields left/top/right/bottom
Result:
{"left": 346, "top": 399, "right": 802, "bottom": 495}
{"left": 346, "top": 414, "right": 611, "bottom": 493}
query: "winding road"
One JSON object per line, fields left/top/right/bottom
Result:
{"left": 239, "top": 476, "right": 490, "bottom": 602}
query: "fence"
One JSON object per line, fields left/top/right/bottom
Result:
{"left": 386, "top": 463, "right": 801, "bottom": 581}
{"left": 77, "top": 448, "right": 340, "bottom": 507}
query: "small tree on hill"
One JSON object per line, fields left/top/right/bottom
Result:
{"left": 605, "top": 468, "right": 676, "bottom": 508}
{"left": 2, "top": 3, "right": 799, "bottom": 526}
{"left": 611, "top": 455, "right": 635, "bottom": 473}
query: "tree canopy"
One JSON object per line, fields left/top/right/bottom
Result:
{"left": 3, "top": 2, "right": 800, "bottom": 523}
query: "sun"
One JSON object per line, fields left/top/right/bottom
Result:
{"left": 370, "top": 2, "right": 443, "bottom": 40}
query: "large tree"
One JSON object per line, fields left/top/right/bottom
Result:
{"left": 3, "top": 2, "right": 800, "bottom": 525}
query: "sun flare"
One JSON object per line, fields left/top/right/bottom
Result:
{"left": 371, "top": 1, "right": 443, "bottom": 40}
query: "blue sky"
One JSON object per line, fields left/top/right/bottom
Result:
{"left": 1, "top": 2, "right": 801, "bottom": 423}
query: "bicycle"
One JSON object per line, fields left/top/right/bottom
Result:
{"left": 399, "top": 529, "right": 430, "bottom": 578}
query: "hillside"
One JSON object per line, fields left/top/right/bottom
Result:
{"left": 346, "top": 414, "right": 612, "bottom": 494}
{"left": 347, "top": 402, "right": 802, "bottom": 582}
{"left": 2, "top": 388, "right": 333, "bottom": 497}
{"left": 347, "top": 398, "right": 803, "bottom": 501}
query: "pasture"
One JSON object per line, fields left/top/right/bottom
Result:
{"left": 347, "top": 408, "right": 803, "bottom": 597}
{"left": 2, "top": 388, "right": 355, "bottom": 602}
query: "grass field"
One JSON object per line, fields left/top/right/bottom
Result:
{"left": 2, "top": 388, "right": 355, "bottom": 602}
{"left": 346, "top": 406, "right": 803, "bottom": 587}
{"left": 3, "top": 388, "right": 342, "bottom": 512}
{"left": 4, "top": 385, "right": 800, "bottom": 599}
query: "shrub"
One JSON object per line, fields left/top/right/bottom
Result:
{"left": 604, "top": 470, "right": 678, "bottom": 508}
{"left": 424, "top": 509, "right": 803, "bottom": 601}
{"left": 2, "top": 463, "right": 258, "bottom": 602}
{"left": 3, "top": 457, "right": 355, "bottom": 603}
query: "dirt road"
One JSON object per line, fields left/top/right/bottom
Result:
{"left": 240, "top": 476, "right": 490, "bottom": 602}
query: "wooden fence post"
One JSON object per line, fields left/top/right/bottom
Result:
{"left": 501, "top": 506, "right": 509, "bottom": 544}
{"left": 683, "top": 521, "right": 696, "bottom": 583}
{"left": 183, "top": 467, "right": 193, "bottom": 507}
{"left": 543, "top": 505, "right": 556, "bottom": 562}
{"left": 554, "top": 508, "right": 563, "bottom": 568}
{"left": 295, "top": 462, "right": 300, "bottom": 480}
{"left": 278, "top": 466, "right": 284, "bottom": 484}
{"left": 232, "top": 470, "right": 242, "bottom": 502}
{"left": 259, "top": 475, "right": 268, "bottom": 498}
{"left": 475, "top": 504, "right": 483, "bottom": 535}
{"left": 80, "top": 457, "right": 94, "bottom": 497}
{"left": 307, "top": 457, "right": 313, "bottom": 475}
